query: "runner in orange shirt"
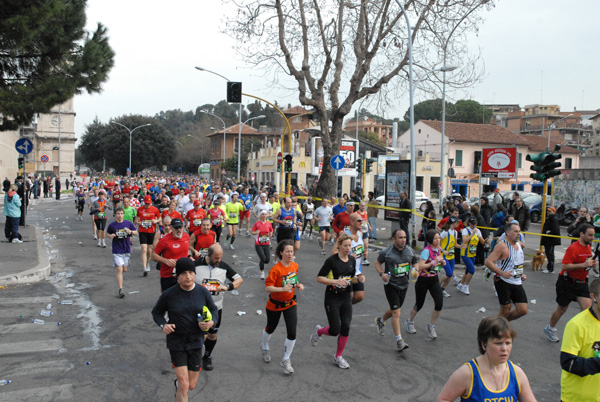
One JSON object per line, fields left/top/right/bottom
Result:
{"left": 136, "top": 195, "right": 161, "bottom": 276}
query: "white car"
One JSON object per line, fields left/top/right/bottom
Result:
{"left": 377, "top": 191, "right": 430, "bottom": 212}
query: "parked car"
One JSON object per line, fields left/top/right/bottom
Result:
{"left": 523, "top": 195, "right": 551, "bottom": 223}
{"left": 377, "top": 191, "right": 430, "bottom": 212}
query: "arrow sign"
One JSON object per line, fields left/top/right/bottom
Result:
{"left": 330, "top": 154, "right": 345, "bottom": 170}
{"left": 15, "top": 138, "right": 34, "bottom": 155}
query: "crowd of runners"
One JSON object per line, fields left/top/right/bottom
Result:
{"left": 64, "top": 174, "right": 599, "bottom": 402}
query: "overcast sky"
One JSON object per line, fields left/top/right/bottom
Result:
{"left": 75, "top": 0, "right": 600, "bottom": 139}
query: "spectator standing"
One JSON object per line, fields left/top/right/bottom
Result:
{"left": 541, "top": 206, "right": 561, "bottom": 273}
{"left": 3, "top": 184, "right": 22, "bottom": 243}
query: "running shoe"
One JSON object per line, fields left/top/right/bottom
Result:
{"left": 11, "top": 238, "right": 23, "bottom": 244}
{"left": 427, "top": 323, "right": 437, "bottom": 339}
{"left": 97, "top": 240, "right": 101, "bottom": 247}
{"left": 484, "top": 268, "right": 491, "bottom": 281}
{"left": 143, "top": 266, "right": 149, "bottom": 277}
{"left": 461, "top": 285, "right": 470, "bottom": 295}
{"left": 261, "top": 347, "right": 271, "bottom": 363}
{"left": 118, "top": 288, "right": 124, "bottom": 298}
{"left": 363, "top": 259, "right": 370, "bottom": 266}
{"left": 202, "top": 355, "right": 213, "bottom": 371}
{"left": 309, "top": 235, "right": 313, "bottom": 240}
{"left": 332, "top": 355, "right": 350, "bottom": 369}
{"left": 310, "top": 324, "right": 322, "bottom": 346}
{"left": 260, "top": 271, "right": 265, "bottom": 280}
{"left": 375, "top": 317, "right": 385, "bottom": 336}
{"left": 396, "top": 338, "right": 409, "bottom": 351}
{"left": 330, "top": 238, "right": 335, "bottom": 244}
{"left": 457, "top": 283, "right": 463, "bottom": 291}
{"left": 229, "top": 244, "right": 235, "bottom": 250}
{"left": 452, "top": 276, "right": 460, "bottom": 285}
{"left": 281, "top": 359, "right": 294, "bottom": 375}
{"left": 321, "top": 249, "right": 326, "bottom": 255}
{"left": 94, "top": 234, "right": 97, "bottom": 240}
{"left": 405, "top": 320, "right": 416, "bottom": 334}
{"left": 544, "top": 325, "right": 560, "bottom": 342}
{"left": 442, "top": 289, "right": 451, "bottom": 298}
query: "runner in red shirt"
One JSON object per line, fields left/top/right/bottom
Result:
{"left": 152, "top": 218, "right": 190, "bottom": 292}
{"left": 543, "top": 224, "right": 599, "bottom": 342}
{"left": 252, "top": 210, "right": 273, "bottom": 279}
{"left": 332, "top": 202, "right": 353, "bottom": 237}
{"left": 112, "top": 184, "right": 122, "bottom": 211}
{"left": 186, "top": 200, "right": 207, "bottom": 235}
{"left": 189, "top": 218, "right": 216, "bottom": 260}
{"left": 162, "top": 199, "right": 183, "bottom": 221}
{"left": 207, "top": 200, "right": 226, "bottom": 242}
{"left": 136, "top": 195, "right": 161, "bottom": 277}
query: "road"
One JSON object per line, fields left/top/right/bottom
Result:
{"left": 0, "top": 196, "right": 578, "bottom": 401}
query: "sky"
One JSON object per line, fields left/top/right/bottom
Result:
{"left": 74, "top": 0, "right": 600, "bottom": 140}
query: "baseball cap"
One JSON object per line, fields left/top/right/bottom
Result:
{"left": 468, "top": 216, "right": 477, "bottom": 224}
{"left": 175, "top": 258, "right": 195, "bottom": 277}
{"left": 171, "top": 218, "right": 184, "bottom": 228}
{"left": 547, "top": 206, "right": 556, "bottom": 213}
{"left": 193, "top": 199, "right": 201, "bottom": 206}
{"left": 144, "top": 195, "right": 152, "bottom": 203}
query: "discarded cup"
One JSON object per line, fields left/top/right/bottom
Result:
{"left": 236, "top": 311, "right": 246, "bottom": 316}
{"left": 256, "top": 310, "right": 263, "bottom": 315}
{"left": 477, "top": 307, "right": 486, "bottom": 313}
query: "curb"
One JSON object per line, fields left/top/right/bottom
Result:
{"left": 0, "top": 226, "right": 51, "bottom": 287}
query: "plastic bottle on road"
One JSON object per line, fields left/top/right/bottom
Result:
{"left": 0, "top": 379, "right": 11, "bottom": 386}
{"left": 32, "top": 319, "right": 45, "bottom": 325}
{"left": 59, "top": 300, "right": 73, "bottom": 305}
{"left": 46, "top": 303, "right": 52, "bottom": 310}
{"left": 40, "top": 310, "right": 53, "bottom": 317}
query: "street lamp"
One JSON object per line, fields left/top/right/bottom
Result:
{"left": 110, "top": 121, "right": 151, "bottom": 175}
{"left": 547, "top": 113, "right": 573, "bottom": 150}
{"left": 199, "top": 111, "right": 227, "bottom": 178}
{"left": 195, "top": 66, "right": 244, "bottom": 182}
{"left": 238, "top": 115, "right": 265, "bottom": 181}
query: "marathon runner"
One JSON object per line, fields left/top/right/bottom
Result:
{"left": 332, "top": 200, "right": 353, "bottom": 240}
{"left": 273, "top": 197, "right": 297, "bottom": 244}
{"left": 261, "top": 239, "right": 305, "bottom": 375}
{"left": 91, "top": 190, "right": 111, "bottom": 248}
{"left": 439, "top": 216, "right": 460, "bottom": 297}
{"left": 185, "top": 199, "right": 206, "bottom": 236}
{"left": 313, "top": 198, "right": 333, "bottom": 255}
{"left": 75, "top": 185, "right": 86, "bottom": 221}
{"left": 238, "top": 187, "right": 253, "bottom": 237}
{"left": 111, "top": 184, "right": 122, "bottom": 212}
{"left": 189, "top": 218, "right": 217, "bottom": 260}
{"left": 405, "top": 229, "right": 446, "bottom": 339}
{"left": 332, "top": 212, "right": 367, "bottom": 304}
{"left": 373, "top": 229, "right": 419, "bottom": 351}
{"left": 356, "top": 202, "right": 371, "bottom": 265}
{"left": 136, "top": 195, "right": 161, "bottom": 277}
{"left": 252, "top": 210, "right": 274, "bottom": 279}
{"left": 207, "top": 199, "right": 226, "bottom": 243}
{"left": 151, "top": 258, "right": 218, "bottom": 402}
{"left": 253, "top": 193, "right": 273, "bottom": 220}
{"left": 106, "top": 207, "right": 138, "bottom": 298}
{"left": 152, "top": 217, "right": 190, "bottom": 292}
{"left": 543, "top": 223, "right": 598, "bottom": 342}
{"left": 311, "top": 232, "right": 365, "bottom": 369}
{"left": 458, "top": 216, "right": 486, "bottom": 295}
{"left": 193, "top": 244, "right": 243, "bottom": 371}
{"left": 291, "top": 196, "right": 304, "bottom": 251}
{"left": 301, "top": 196, "right": 315, "bottom": 240}
{"left": 225, "top": 193, "right": 244, "bottom": 250}
{"left": 88, "top": 188, "right": 99, "bottom": 240}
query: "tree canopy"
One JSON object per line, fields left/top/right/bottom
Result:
{"left": 0, "top": 0, "right": 115, "bottom": 130}
{"left": 405, "top": 98, "right": 493, "bottom": 124}
{"left": 226, "top": 0, "right": 493, "bottom": 197}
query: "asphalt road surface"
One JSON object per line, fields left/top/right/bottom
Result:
{"left": 0, "top": 196, "right": 578, "bottom": 401}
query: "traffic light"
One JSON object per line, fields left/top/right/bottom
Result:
{"left": 284, "top": 154, "right": 293, "bottom": 172}
{"left": 277, "top": 162, "right": 281, "bottom": 172}
{"left": 227, "top": 82, "right": 242, "bottom": 103}
{"left": 526, "top": 151, "right": 562, "bottom": 181}
{"left": 18, "top": 156, "right": 24, "bottom": 169}
{"left": 365, "top": 158, "right": 376, "bottom": 173}
{"left": 356, "top": 154, "right": 364, "bottom": 173}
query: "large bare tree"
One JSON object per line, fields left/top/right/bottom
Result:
{"left": 226, "top": 0, "right": 493, "bottom": 197}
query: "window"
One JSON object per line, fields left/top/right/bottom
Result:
{"left": 293, "top": 117, "right": 302, "bottom": 123}
{"left": 565, "top": 158, "right": 572, "bottom": 169}
{"left": 517, "top": 152, "right": 522, "bottom": 169}
{"left": 455, "top": 150, "right": 463, "bottom": 167}
{"left": 473, "top": 151, "right": 481, "bottom": 173}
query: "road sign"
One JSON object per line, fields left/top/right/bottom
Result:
{"left": 330, "top": 154, "right": 345, "bottom": 170}
{"left": 40, "top": 155, "right": 49, "bottom": 163}
{"left": 251, "top": 173, "right": 255, "bottom": 181}
{"left": 15, "top": 138, "right": 34, "bottom": 155}
{"left": 277, "top": 152, "right": 282, "bottom": 164}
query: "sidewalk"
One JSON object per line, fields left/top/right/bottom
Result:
{"left": 0, "top": 196, "right": 51, "bottom": 287}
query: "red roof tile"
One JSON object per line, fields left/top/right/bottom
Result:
{"left": 521, "top": 135, "right": 581, "bottom": 154}
{"left": 420, "top": 120, "right": 531, "bottom": 146}
{"left": 283, "top": 106, "right": 310, "bottom": 115}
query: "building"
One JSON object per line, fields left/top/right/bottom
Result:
{"left": 397, "top": 120, "right": 582, "bottom": 198}
{"left": 344, "top": 118, "right": 393, "bottom": 146}
{"left": 482, "top": 104, "right": 521, "bottom": 128}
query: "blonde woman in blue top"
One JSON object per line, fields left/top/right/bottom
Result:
{"left": 437, "top": 316, "right": 536, "bottom": 402}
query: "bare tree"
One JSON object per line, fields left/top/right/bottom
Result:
{"left": 226, "top": 0, "right": 493, "bottom": 197}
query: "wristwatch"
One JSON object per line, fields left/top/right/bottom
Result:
{"left": 160, "top": 324, "right": 164, "bottom": 329}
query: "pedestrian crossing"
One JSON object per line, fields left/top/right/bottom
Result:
{"left": 0, "top": 295, "right": 73, "bottom": 401}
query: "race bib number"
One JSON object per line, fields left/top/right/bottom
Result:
{"left": 202, "top": 278, "right": 221, "bottom": 294}
{"left": 97, "top": 212, "right": 106, "bottom": 219}
{"left": 285, "top": 220, "right": 293, "bottom": 228}
{"left": 229, "top": 212, "right": 237, "bottom": 218}
{"left": 361, "top": 223, "right": 368, "bottom": 233}
{"left": 343, "top": 226, "right": 350, "bottom": 232}
{"left": 336, "top": 276, "right": 353, "bottom": 288}
{"left": 199, "top": 248, "right": 209, "bottom": 258}
{"left": 352, "top": 244, "right": 364, "bottom": 258}
{"left": 394, "top": 263, "right": 410, "bottom": 276}
{"left": 513, "top": 264, "right": 524, "bottom": 278}
{"left": 469, "top": 244, "right": 477, "bottom": 254}
{"left": 282, "top": 272, "right": 298, "bottom": 288}
{"left": 142, "top": 220, "right": 153, "bottom": 229}
{"left": 193, "top": 219, "right": 202, "bottom": 226}
{"left": 212, "top": 218, "right": 221, "bottom": 225}
{"left": 431, "top": 263, "right": 442, "bottom": 272}
{"left": 307, "top": 207, "right": 313, "bottom": 213}
{"left": 448, "top": 248, "right": 455, "bottom": 256}
{"left": 116, "top": 229, "right": 128, "bottom": 239}
{"left": 259, "top": 235, "right": 270, "bottom": 244}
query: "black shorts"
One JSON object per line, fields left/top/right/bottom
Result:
{"left": 94, "top": 218, "right": 107, "bottom": 231}
{"left": 207, "top": 308, "right": 222, "bottom": 334}
{"left": 555, "top": 275, "right": 590, "bottom": 307}
{"left": 384, "top": 284, "right": 407, "bottom": 310}
{"left": 139, "top": 232, "right": 156, "bottom": 245}
{"left": 319, "top": 226, "right": 331, "bottom": 233}
{"left": 227, "top": 222, "right": 238, "bottom": 227}
{"left": 169, "top": 348, "right": 202, "bottom": 371}
{"left": 494, "top": 278, "right": 528, "bottom": 305}
{"left": 77, "top": 202, "right": 85, "bottom": 213}
{"left": 352, "top": 280, "right": 365, "bottom": 292}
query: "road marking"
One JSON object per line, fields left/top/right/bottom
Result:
{"left": 0, "top": 339, "right": 63, "bottom": 356}
{"left": 0, "top": 384, "right": 73, "bottom": 402}
{"left": 0, "top": 296, "right": 53, "bottom": 305}
{"left": 2, "top": 359, "right": 72, "bottom": 377}
{"left": 0, "top": 323, "right": 59, "bottom": 334}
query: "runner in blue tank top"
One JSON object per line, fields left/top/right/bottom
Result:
{"left": 437, "top": 317, "right": 537, "bottom": 402}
